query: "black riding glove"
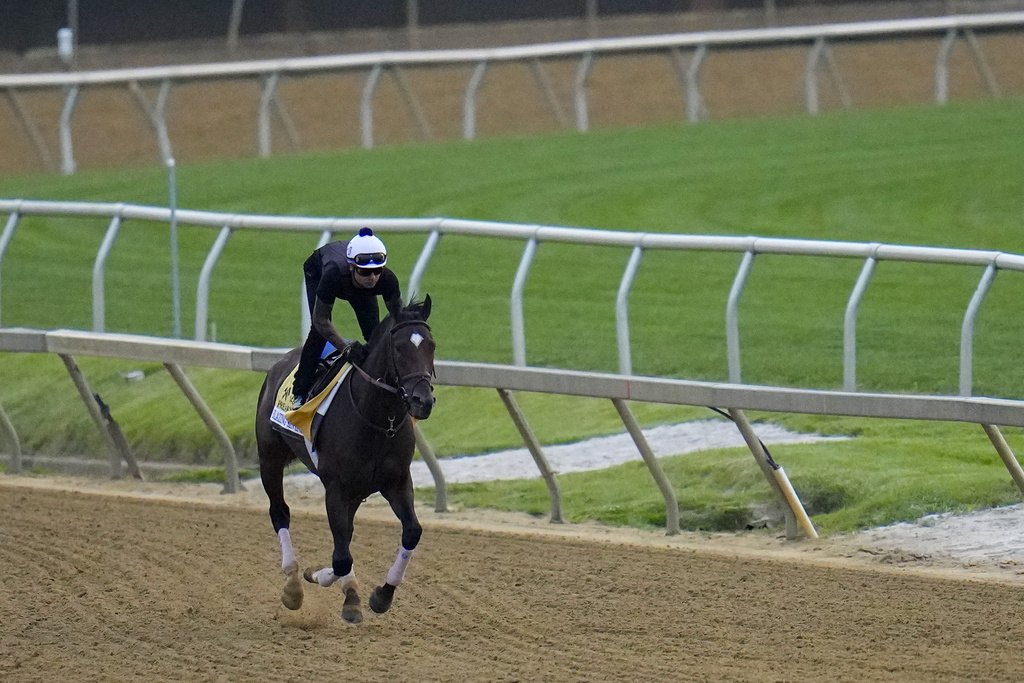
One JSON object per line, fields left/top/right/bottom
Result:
{"left": 345, "top": 341, "right": 368, "bottom": 365}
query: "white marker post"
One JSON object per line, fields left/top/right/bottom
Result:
{"left": 167, "top": 157, "right": 181, "bottom": 338}
{"left": 56, "top": 27, "right": 74, "bottom": 66}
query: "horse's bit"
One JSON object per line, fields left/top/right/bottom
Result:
{"left": 347, "top": 319, "right": 433, "bottom": 437}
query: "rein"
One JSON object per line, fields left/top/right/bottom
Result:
{"left": 345, "top": 318, "right": 433, "bottom": 438}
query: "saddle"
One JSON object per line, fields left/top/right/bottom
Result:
{"left": 309, "top": 346, "right": 348, "bottom": 398}
{"left": 271, "top": 344, "right": 351, "bottom": 442}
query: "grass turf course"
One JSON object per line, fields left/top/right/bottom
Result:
{"left": 2, "top": 97, "right": 1024, "bottom": 532}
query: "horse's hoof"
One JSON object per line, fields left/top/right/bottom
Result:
{"left": 281, "top": 571, "right": 304, "bottom": 611}
{"left": 302, "top": 568, "right": 316, "bottom": 584}
{"left": 342, "top": 587, "right": 363, "bottom": 624}
{"left": 368, "top": 583, "right": 396, "bottom": 614}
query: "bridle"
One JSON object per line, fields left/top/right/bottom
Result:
{"left": 347, "top": 318, "right": 434, "bottom": 437}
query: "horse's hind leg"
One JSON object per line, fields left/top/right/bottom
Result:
{"left": 369, "top": 480, "right": 422, "bottom": 615}
{"left": 260, "top": 446, "right": 303, "bottom": 610}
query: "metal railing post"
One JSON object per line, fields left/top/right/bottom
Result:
{"left": 0, "top": 398, "right": 22, "bottom": 475}
{"left": 406, "top": 226, "right": 442, "bottom": 304}
{"left": 227, "top": 0, "right": 245, "bottom": 52}
{"left": 300, "top": 230, "right": 333, "bottom": 341}
{"left": 529, "top": 58, "right": 570, "bottom": 129}
{"left": 360, "top": 64, "right": 384, "bottom": 150}
{"left": 616, "top": 245, "right": 644, "bottom": 375}
{"left": 959, "top": 263, "right": 997, "bottom": 396}
{"left": 574, "top": 52, "right": 595, "bottom": 132}
{"left": 5, "top": 89, "right": 56, "bottom": 171}
{"left": 498, "top": 388, "right": 564, "bottom": 524}
{"left": 390, "top": 66, "right": 432, "bottom": 142}
{"left": 962, "top": 28, "right": 1001, "bottom": 97}
{"left": 463, "top": 61, "right": 488, "bottom": 141}
{"left": 154, "top": 80, "right": 174, "bottom": 162}
{"left": 258, "top": 72, "right": 280, "bottom": 158}
{"left": 805, "top": 36, "right": 826, "bottom": 115}
{"left": 92, "top": 211, "right": 124, "bottom": 332}
{"left": 195, "top": 226, "right": 232, "bottom": 342}
{"left": 685, "top": 44, "right": 708, "bottom": 122}
{"left": 936, "top": 28, "right": 959, "bottom": 104}
{"left": 414, "top": 423, "right": 447, "bottom": 512}
{"left": 0, "top": 209, "right": 21, "bottom": 328}
{"left": 726, "top": 251, "right": 755, "bottom": 384}
{"left": 129, "top": 79, "right": 174, "bottom": 164}
{"left": 843, "top": 254, "right": 877, "bottom": 392}
{"left": 59, "top": 85, "right": 80, "bottom": 175}
{"left": 511, "top": 236, "right": 538, "bottom": 366}
{"left": 612, "top": 398, "right": 679, "bottom": 535}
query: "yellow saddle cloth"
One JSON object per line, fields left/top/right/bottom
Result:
{"left": 273, "top": 362, "right": 351, "bottom": 441}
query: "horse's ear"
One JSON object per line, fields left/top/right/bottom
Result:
{"left": 421, "top": 294, "right": 431, "bottom": 321}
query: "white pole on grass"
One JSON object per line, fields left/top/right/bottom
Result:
{"left": 168, "top": 157, "right": 181, "bottom": 338}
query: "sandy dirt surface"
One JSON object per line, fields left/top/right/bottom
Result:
{"left": 3, "top": 473, "right": 1024, "bottom": 682}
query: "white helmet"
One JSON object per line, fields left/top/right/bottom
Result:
{"left": 346, "top": 227, "right": 387, "bottom": 268}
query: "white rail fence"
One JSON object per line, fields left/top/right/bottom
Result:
{"left": 2, "top": 12, "right": 1021, "bottom": 173}
{"left": 3, "top": 327, "right": 1024, "bottom": 540}
{"left": 4, "top": 199, "right": 1024, "bottom": 396}
{"left": 4, "top": 199, "right": 1024, "bottom": 537}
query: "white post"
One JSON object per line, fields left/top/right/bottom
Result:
{"left": 511, "top": 237, "right": 538, "bottom": 366}
{"left": 167, "top": 158, "right": 181, "bottom": 338}
{"left": 227, "top": 0, "right": 245, "bottom": 52}
{"left": 59, "top": 86, "right": 79, "bottom": 175}
{"left": 574, "top": 52, "right": 594, "bottom": 132}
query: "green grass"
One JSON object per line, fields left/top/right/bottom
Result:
{"left": 425, "top": 418, "right": 1024, "bottom": 535}
{"left": 157, "top": 467, "right": 258, "bottom": 484}
{"left": 2, "top": 98, "right": 1024, "bottom": 533}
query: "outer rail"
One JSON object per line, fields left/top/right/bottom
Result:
{"left": 2, "top": 12, "right": 1020, "bottom": 170}
{"left": 3, "top": 14, "right": 1021, "bottom": 89}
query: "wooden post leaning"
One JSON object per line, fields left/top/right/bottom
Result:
{"left": 729, "top": 408, "right": 817, "bottom": 540}
{"left": 58, "top": 353, "right": 125, "bottom": 479}
{"left": 982, "top": 424, "right": 1024, "bottom": 497}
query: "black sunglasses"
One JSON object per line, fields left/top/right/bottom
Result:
{"left": 351, "top": 252, "right": 386, "bottom": 266}
{"left": 354, "top": 266, "right": 382, "bottom": 277}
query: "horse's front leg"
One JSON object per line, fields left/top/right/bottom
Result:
{"left": 303, "top": 480, "right": 363, "bottom": 623}
{"left": 369, "top": 478, "right": 422, "bottom": 615}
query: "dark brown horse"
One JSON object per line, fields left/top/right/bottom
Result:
{"left": 255, "top": 296, "right": 435, "bottom": 623}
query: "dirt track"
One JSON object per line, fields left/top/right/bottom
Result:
{"left": 3, "top": 478, "right": 1024, "bottom": 682}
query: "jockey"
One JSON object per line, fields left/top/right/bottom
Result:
{"left": 290, "top": 227, "right": 403, "bottom": 409}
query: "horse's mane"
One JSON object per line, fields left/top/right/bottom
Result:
{"left": 365, "top": 298, "right": 431, "bottom": 350}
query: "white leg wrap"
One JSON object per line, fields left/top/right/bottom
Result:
{"left": 312, "top": 567, "right": 340, "bottom": 587}
{"left": 278, "top": 528, "right": 297, "bottom": 574}
{"left": 385, "top": 546, "right": 414, "bottom": 586}
{"left": 340, "top": 569, "right": 357, "bottom": 592}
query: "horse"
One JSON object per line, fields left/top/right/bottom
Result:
{"left": 254, "top": 296, "right": 435, "bottom": 623}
